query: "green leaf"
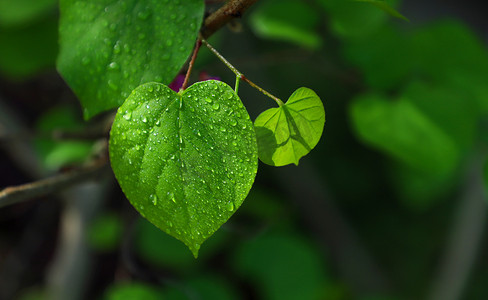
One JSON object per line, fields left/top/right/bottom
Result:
{"left": 163, "top": 275, "right": 241, "bottom": 300}
{"left": 0, "top": 0, "right": 56, "bottom": 27}
{"left": 354, "top": 0, "right": 409, "bottom": 21}
{"left": 233, "top": 231, "right": 328, "bottom": 300}
{"left": 349, "top": 93, "right": 460, "bottom": 176}
{"left": 86, "top": 213, "right": 123, "bottom": 252}
{"left": 250, "top": 0, "right": 322, "bottom": 50}
{"left": 57, "top": 0, "right": 204, "bottom": 119}
{"left": 316, "top": 0, "right": 396, "bottom": 38}
{"left": 109, "top": 81, "right": 258, "bottom": 257}
{"left": 410, "top": 20, "right": 488, "bottom": 112}
{"left": 104, "top": 282, "right": 163, "bottom": 300}
{"left": 401, "top": 81, "right": 480, "bottom": 150}
{"left": 343, "top": 26, "right": 413, "bottom": 90}
{"left": 254, "top": 87, "right": 325, "bottom": 166}
{"left": 34, "top": 106, "right": 93, "bottom": 170}
{"left": 0, "top": 15, "right": 58, "bottom": 79}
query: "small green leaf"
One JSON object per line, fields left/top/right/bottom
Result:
{"left": 354, "top": 0, "right": 409, "bottom": 21}
{"left": 109, "top": 81, "right": 258, "bottom": 257}
{"left": 254, "top": 87, "right": 325, "bottom": 166}
{"left": 250, "top": 0, "right": 322, "bottom": 49}
{"left": 57, "top": 0, "right": 204, "bottom": 119}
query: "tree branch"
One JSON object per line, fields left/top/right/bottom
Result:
{"left": 0, "top": 159, "right": 110, "bottom": 209}
{"left": 427, "top": 156, "right": 487, "bottom": 300}
{"left": 201, "top": 0, "right": 259, "bottom": 39}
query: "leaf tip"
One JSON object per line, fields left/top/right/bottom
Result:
{"left": 189, "top": 244, "right": 201, "bottom": 259}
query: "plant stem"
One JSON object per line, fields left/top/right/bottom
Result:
{"left": 180, "top": 39, "right": 202, "bottom": 91}
{"left": 201, "top": 38, "right": 284, "bottom": 106}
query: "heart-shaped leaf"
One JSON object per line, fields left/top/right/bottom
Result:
{"left": 57, "top": 0, "right": 204, "bottom": 119}
{"left": 254, "top": 87, "right": 325, "bottom": 166}
{"left": 109, "top": 81, "right": 258, "bottom": 257}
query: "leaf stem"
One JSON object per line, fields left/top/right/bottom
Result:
{"left": 200, "top": 38, "right": 284, "bottom": 106}
{"left": 235, "top": 75, "right": 241, "bottom": 94}
{"left": 180, "top": 39, "right": 202, "bottom": 92}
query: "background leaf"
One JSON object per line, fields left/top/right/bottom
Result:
{"left": 0, "top": 0, "right": 57, "bottom": 27}
{"left": 250, "top": 0, "right": 322, "bottom": 50}
{"left": 57, "top": 0, "right": 204, "bottom": 119}
{"left": 86, "top": 213, "right": 123, "bottom": 252}
{"left": 103, "top": 282, "right": 163, "bottom": 300}
{"left": 354, "top": 0, "right": 408, "bottom": 21}
{"left": 162, "top": 275, "right": 241, "bottom": 300}
{"left": 109, "top": 81, "right": 257, "bottom": 257}
{"left": 349, "top": 93, "right": 460, "bottom": 176}
{"left": 233, "top": 231, "right": 329, "bottom": 300}
{"left": 34, "top": 106, "right": 93, "bottom": 170}
{"left": 0, "top": 16, "right": 57, "bottom": 79}
{"left": 317, "top": 0, "right": 400, "bottom": 38}
{"left": 254, "top": 87, "right": 325, "bottom": 166}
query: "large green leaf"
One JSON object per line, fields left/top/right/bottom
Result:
{"left": 250, "top": 0, "right": 322, "bottom": 49}
{"left": 254, "top": 87, "right": 325, "bottom": 166}
{"left": 349, "top": 93, "right": 460, "bottom": 176}
{"left": 109, "top": 81, "right": 258, "bottom": 257}
{"left": 57, "top": 0, "right": 204, "bottom": 119}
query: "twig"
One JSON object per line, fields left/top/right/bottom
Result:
{"left": 0, "top": 159, "right": 110, "bottom": 209}
{"left": 180, "top": 39, "right": 202, "bottom": 91}
{"left": 200, "top": 0, "right": 259, "bottom": 39}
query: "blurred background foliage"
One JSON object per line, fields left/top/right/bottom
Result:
{"left": 1, "top": 0, "right": 488, "bottom": 299}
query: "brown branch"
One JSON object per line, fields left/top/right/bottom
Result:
{"left": 201, "top": 0, "right": 259, "bottom": 39}
{"left": 0, "top": 159, "right": 110, "bottom": 209}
